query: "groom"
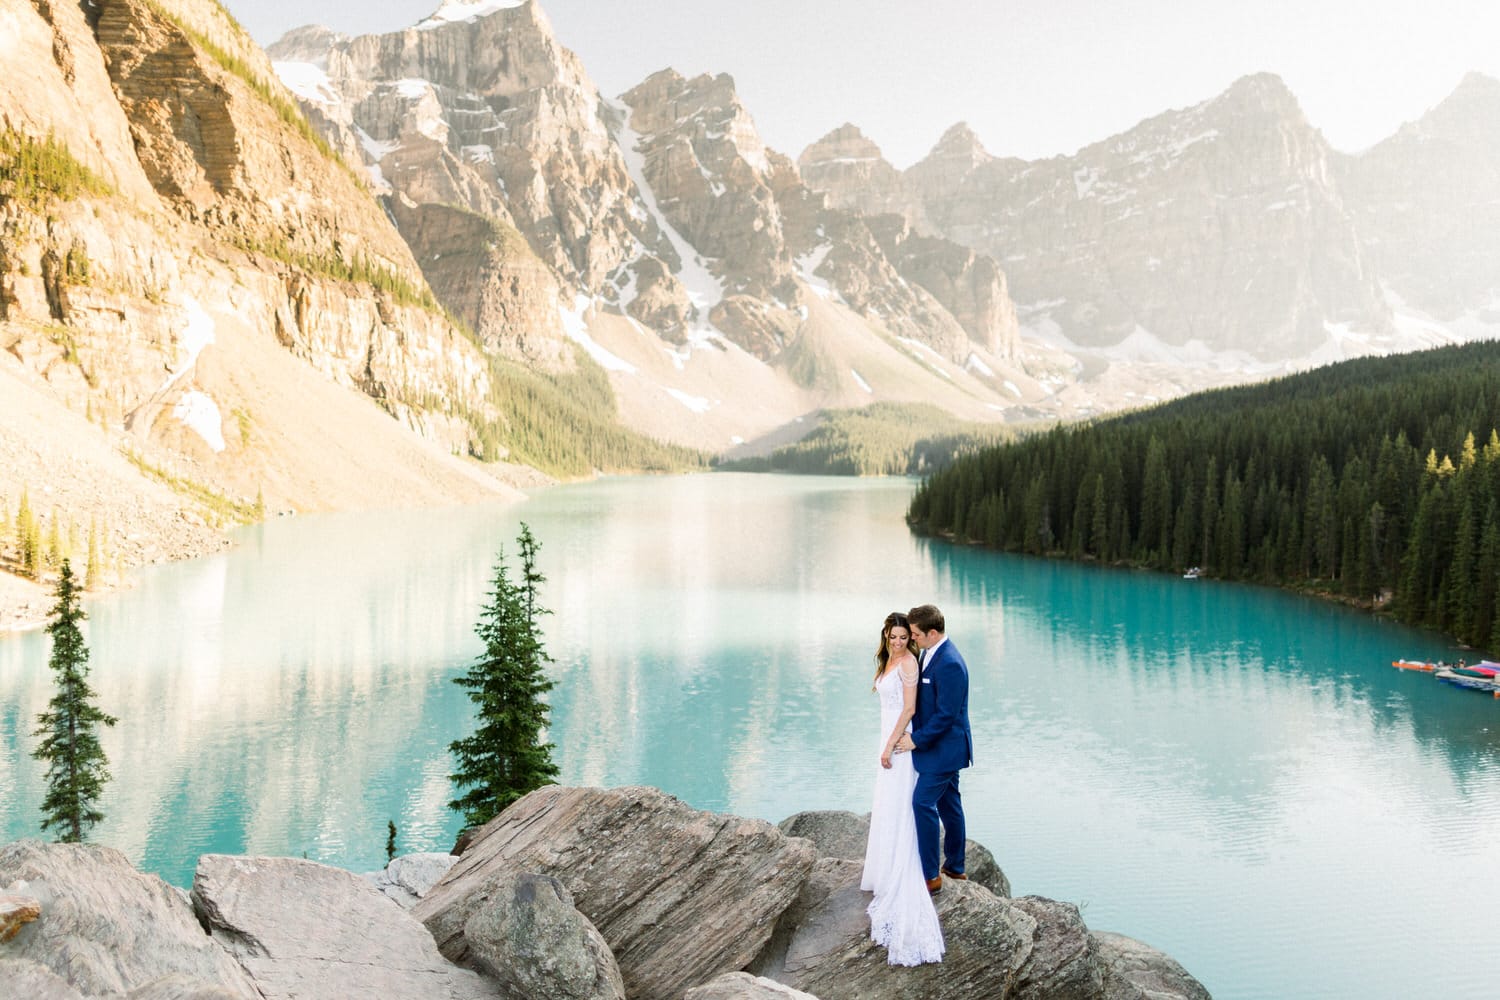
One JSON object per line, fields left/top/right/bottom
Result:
{"left": 893, "top": 603, "right": 973, "bottom": 895}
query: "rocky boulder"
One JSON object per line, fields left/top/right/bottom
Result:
{"left": 0, "top": 841, "right": 258, "bottom": 998}
{"left": 454, "top": 870, "right": 625, "bottom": 1000}
{"left": 686, "top": 972, "right": 822, "bottom": 1000}
{"left": 413, "top": 785, "right": 818, "bottom": 999}
{"left": 0, "top": 957, "right": 87, "bottom": 1000}
{"left": 751, "top": 858, "right": 1036, "bottom": 999}
{"left": 364, "top": 851, "right": 460, "bottom": 909}
{"left": 1009, "top": 896, "right": 1104, "bottom": 999}
{"left": 778, "top": 810, "right": 872, "bottom": 863}
{"left": 191, "top": 854, "right": 499, "bottom": 1000}
{"left": 776, "top": 809, "right": 1009, "bottom": 897}
{"left": 1091, "top": 930, "right": 1213, "bottom": 1000}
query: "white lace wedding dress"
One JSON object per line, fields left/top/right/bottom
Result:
{"left": 860, "top": 665, "right": 945, "bottom": 965}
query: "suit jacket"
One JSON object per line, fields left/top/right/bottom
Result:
{"left": 910, "top": 638, "right": 974, "bottom": 774}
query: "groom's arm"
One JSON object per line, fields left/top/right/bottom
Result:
{"left": 909, "top": 660, "right": 963, "bottom": 749}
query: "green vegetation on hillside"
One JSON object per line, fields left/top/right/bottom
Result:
{"left": 907, "top": 341, "right": 1500, "bottom": 650}
{"left": 229, "top": 233, "right": 445, "bottom": 315}
{"left": 472, "top": 350, "right": 707, "bottom": 478}
{"left": 0, "top": 129, "right": 113, "bottom": 208}
{"left": 123, "top": 448, "right": 263, "bottom": 528}
{"left": 722, "top": 402, "right": 1016, "bottom": 476}
{"left": 146, "top": 2, "right": 346, "bottom": 172}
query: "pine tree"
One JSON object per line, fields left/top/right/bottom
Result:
{"left": 448, "top": 523, "right": 560, "bottom": 832}
{"left": 31, "top": 559, "right": 117, "bottom": 842}
{"left": 385, "top": 820, "right": 397, "bottom": 864}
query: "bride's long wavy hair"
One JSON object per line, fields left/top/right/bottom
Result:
{"left": 873, "top": 612, "right": 914, "bottom": 689}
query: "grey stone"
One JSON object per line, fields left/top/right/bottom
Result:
{"left": 364, "top": 852, "right": 459, "bottom": 908}
{"left": 777, "top": 809, "right": 1009, "bottom": 897}
{"left": 460, "top": 871, "right": 624, "bottom": 1000}
{"left": 192, "top": 854, "right": 500, "bottom": 1000}
{"left": 1091, "top": 930, "right": 1213, "bottom": 1000}
{"left": 751, "top": 857, "right": 1038, "bottom": 1000}
{"left": 1010, "top": 895, "right": 1104, "bottom": 1000}
{"left": 685, "top": 971, "right": 822, "bottom": 1000}
{"left": 414, "top": 785, "right": 816, "bottom": 1000}
{"left": 0, "top": 842, "right": 258, "bottom": 998}
{"left": 961, "top": 839, "right": 1011, "bottom": 898}
{"left": 0, "top": 957, "right": 88, "bottom": 1000}
{"left": 777, "top": 810, "right": 870, "bottom": 862}
{"left": 125, "top": 974, "right": 249, "bottom": 1000}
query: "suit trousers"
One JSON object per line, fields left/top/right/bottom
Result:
{"left": 912, "top": 767, "right": 965, "bottom": 880}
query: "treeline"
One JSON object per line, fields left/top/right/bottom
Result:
{"left": 721, "top": 402, "right": 1015, "bottom": 476}
{"left": 475, "top": 352, "right": 707, "bottom": 478}
{"left": 907, "top": 341, "right": 1500, "bottom": 650}
{"left": 1, "top": 490, "right": 112, "bottom": 588}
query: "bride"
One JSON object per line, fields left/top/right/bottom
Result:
{"left": 861, "top": 611, "right": 945, "bottom": 965}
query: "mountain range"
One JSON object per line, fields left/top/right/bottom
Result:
{"left": 1, "top": 0, "right": 1498, "bottom": 599}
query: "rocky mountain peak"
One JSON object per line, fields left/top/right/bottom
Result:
{"left": 263, "top": 24, "right": 346, "bottom": 66}
{"left": 416, "top": 0, "right": 532, "bottom": 31}
{"left": 1399, "top": 71, "right": 1500, "bottom": 142}
{"left": 622, "top": 68, "right": 771, "bottom": 178}
{"left": 798, "top": 123, "right": 885, "bottom": 167}
{"left": 929, "top": 121, "right": 991, "bottom": 164}
{"left": 1201, "top": 72, "right": 1308, "bottom": 128}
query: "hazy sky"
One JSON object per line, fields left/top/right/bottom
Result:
{"left": 229, "top": 0, "right": 1500, "bottom": 167}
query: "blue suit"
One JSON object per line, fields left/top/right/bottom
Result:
{"left": 909, "top": 637, "right": 973, "bottom": 880}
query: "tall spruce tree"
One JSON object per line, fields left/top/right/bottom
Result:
{"left": 32, "top": 559, "right": 117, "bottom": 842}
{"left": 448, "top": 523, "right": 560, "bottom": 831}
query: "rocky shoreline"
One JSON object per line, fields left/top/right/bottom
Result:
{"left": 0, "top": 784, "right": 1210, "bottom": 1000}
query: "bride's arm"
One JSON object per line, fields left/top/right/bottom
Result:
{"left": 880, "top": 659, "right": 921, "bottom": 768}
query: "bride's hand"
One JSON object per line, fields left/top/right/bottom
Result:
{"left": 880, "top": 750, "right": 893, "bottom": 769}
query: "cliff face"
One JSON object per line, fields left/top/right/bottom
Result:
{"left": 272, "top": 7, "right": 1022, "bottom": 430}
{"left": 1338, "top": 72, "right": 1500, "bottom": 325}
{"left": 0, "top": 0, "right": 516, "bottom": 589}
{"left": 806, "top": 76, "right": 1397, "bottom": 361}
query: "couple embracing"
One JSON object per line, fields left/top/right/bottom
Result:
{"left": 861, "top": 603, "right": 974, "bottom": 967}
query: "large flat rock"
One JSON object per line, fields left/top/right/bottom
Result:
{"left": 750, "top": 857, "right": 1037, "bottom": 999}
{"left": 414, "top": 785, "right": 817, "bottom": 999}
{"left": 192, "top": 854, "right": 500, "bottom": 1000}
{"left": 0, "top": 841, "right": 257, "bottom": 998}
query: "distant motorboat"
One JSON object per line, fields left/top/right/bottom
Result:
{"left": 1183, "top": 567, "right": 1201, "bottom": 579}
{"left": 1391, "top": 659, "right": 1439, "bottom": 672}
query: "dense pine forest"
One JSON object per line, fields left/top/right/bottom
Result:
{"left": 907, "top": 342, "right": 1500, "bottom": 652}
{"left": 721, "top": 402, "right": 1015, "bottom": 476}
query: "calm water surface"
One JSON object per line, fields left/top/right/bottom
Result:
{"left": 2, "top": 474, "right": 1498, "bottom": 999}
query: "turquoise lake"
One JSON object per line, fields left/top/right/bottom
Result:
{"left": 2, "top": 473, "right": 1498, "bottom": 999}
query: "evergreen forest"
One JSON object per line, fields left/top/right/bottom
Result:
{"left": 906, "top": 341, "right": 1500, "bottom": 652}
{"left": 721, "top": 402, "right": 1016, "bottom": 476}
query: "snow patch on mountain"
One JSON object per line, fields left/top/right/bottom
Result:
{"left": 559, "top": 295, "right": 636, "bottom": 373}
{"left": 608, "top": 101, "right": 725, "bottom": 330}
{"left": 417, "top": 0, "right": 526, "bottom": 30}
{"left": 173, "top": 392, "right": 226, "bottom": 453}
{"left": 665, "top": 387, "right": 712, "bottom": 413}
{"left": 274, "top": 62, "right": 340, "bottom": 106}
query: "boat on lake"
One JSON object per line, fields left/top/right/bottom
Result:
{"left": 1435, "top": 668, "right": 1500, "bottom": 692}
{"left": 1183, "top": 567, "right": 1202, "bottom": 579}
{"left": 1392, "top": 659, "right": 1440, "bottom": 671}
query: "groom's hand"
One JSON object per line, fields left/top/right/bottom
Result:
{"left": 893, "top": 734, "right": 914, "bottom": 753}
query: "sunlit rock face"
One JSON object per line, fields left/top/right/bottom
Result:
{"left": 1338, "top": 72, "right": 1500, "bottom": 325}
{"left": 276, "top": 9, "right": 1017, "bottom": 371}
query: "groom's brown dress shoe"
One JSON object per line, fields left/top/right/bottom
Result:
{"left": 925, "top": 875, "right": 943, "bottom": 895}
{"left": 941, "top": 867, "right": 968, "bottom": 881}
